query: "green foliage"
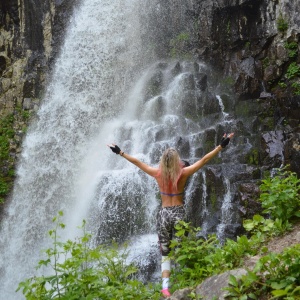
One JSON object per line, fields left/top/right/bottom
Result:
{"left": 245, "top": 148, "right": 259, "bottom": 165}
{"left": 170, "top": 32, "right": 191, "bottom": 59}
{"left": 169, "top": 222, "right": 219, "bottom": 289}
{"left": 0, "top": 108, "right": 32, "bottom": 203}
{"left": 18, "top": 168, "right": 300, "bottom": 299}
{"left": 222, "top": 76, "right": 235, "bottom": 86}
{"left": 226, "top": 20, "right": 231, "bottom": 35}
{"left": 225, "top": 168, "right": 300, "bottom": 299}
{"left": 244, "top": 41, "right": 250, "bottom": 49}
{"left": 277, "top": 16, "right": 288, "bottom": 32}
{"left": 0, "top": 114, "right": 15, "bottom": 202}
{"left": 226, "top": 271, "right": 260, "bottom": 300}
{"left": 259, "top": 166, "right": 300, "bottom": 224}
{"left": 278, "top": 81, "right": 287, "bottom": 88}
{"left": 169, "top": 222, "right": 259, "bottom": 291}
{"left": 286, "top": 62, "right": 300, "bottom": 79}
{"left": 0, "top": 114, "right": 14, "bottom": 159}
{"left": 291, "top": 82, "right": 300, "bottom": 95}
{"left": 170, "top": 167, "right": 300, "bottom": 296}
{"left": 243, "top": 215, "right": 276, "bottom": 235}
{"left": 225, "top": 245, "right": 300, "bottom": 299}
{"left": 17, "top": 211, "right": 161, "bottom": 300}
{"left": 262, "top": 57, "right": 270, "bottom": 68}
{"left": 284, "top": 41, "right": 298, "bottom": 58}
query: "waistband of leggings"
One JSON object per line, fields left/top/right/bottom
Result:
{"left": 161, "top": 205, "right": 184, "bottom": 210}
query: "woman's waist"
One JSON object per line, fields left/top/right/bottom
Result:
{"left": 161, "top": 202, "right": 184, "bottom": 209}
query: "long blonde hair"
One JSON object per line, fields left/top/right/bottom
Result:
{"left": 158, "top": 148, "right": 183, "bottom": 191}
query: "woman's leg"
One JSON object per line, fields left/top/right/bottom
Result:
{"left": 157, "top": 208, "right": 172, "bottom": 297}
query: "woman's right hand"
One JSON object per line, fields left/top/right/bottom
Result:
{"left": 220, "top": 133, "right": 234, "bottom": 148}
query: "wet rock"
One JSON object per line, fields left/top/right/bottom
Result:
{"left": 171, "top": 62, "right": 182, "bottom": 77}
{"left": 259, "top": 91, "right": 274, "bottom": 99}
{"left": 168, "top": 287, "right": 193, "bottom": 300}
{"left": 284, "top": 132, "right": 300, "bottom": 176}
{"left": 195, "top": 268, "right": 248, "bottom": 300}
{"left": 0, "top": 55, "right": 7, "bottom": 75}
{"left": 236, "top": 183, "right": 262, "bottom": 219}
{"left": 22, "top": 98, "right": 33, "bottom": 110}
{"left": 195, "top": 73, "right": 207, "bottom": 91}
{"left": 145, "top": 70, "right": 164, "bottom": 100}
{"left": 261, "top": 131, "right": 285, "bottom": 167}
{"left": 175, "top": 136, "right": 190, "bottom": 157}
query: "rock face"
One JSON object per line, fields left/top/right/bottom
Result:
{"left": 0, "top": 0, "right": 80, "bottom": 117}
{"left": 141, "top": 0, "right": 300, "bottom": 234}
{"left": 190, "top": 0, "right": 300, "bottom": 219}
{"left": 0, "top": 0, "right": 79, "bottom": 203}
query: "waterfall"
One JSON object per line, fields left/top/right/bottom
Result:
{"left": 0, "top": 0, "right": 238, "bottom": 299}
{"left": 217, "top": 177, "right": 233, "bottom": 242}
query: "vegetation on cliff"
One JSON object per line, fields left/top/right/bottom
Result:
{"left": 0, "top": 109, "right": 31, "bottom": 203}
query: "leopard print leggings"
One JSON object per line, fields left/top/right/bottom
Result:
{"left": 157, "top": 205, "right": 186, "bottom": 256}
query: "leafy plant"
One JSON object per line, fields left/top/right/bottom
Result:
{"left": 291, "top": 82, "right": 300, "bottom": 95}
{"left": 277, "top": 16, "right": 288, "bottom": 32}
{"left": 244, "top": 215, "right": 276, "bottom": 235}
{"left": 0, "top": 114, "right": 15, "bottom": 203}
{"left": 17, "top": 166, "right": 300, "bottom": 299}
{"left": 278, "top": 81, "right": 287, "bottom": 88}
{"left": 225, "top": 168, "right": 300, "bottom": 299}
{"left": 259, "top": 166, "right": 300, "bottom": 224}
{"left": 0, "top": 108, "right": 32, "bottom": 203}
{"left": 284, "top": 41, "right": 298, "bottom": 58}
{"left": 169, "top": 221, "right": 218, "bottom": 289}
{"left": 286, "top": 62, "right": 300, "bottom": 79}
{"left": 226, "top": 245, "right": 300, "bottom": 299}
{"left": 17, "top": 211, "right": 161, "bottom": 300}
{"left": 169, "top": 222, "right": 259, "bottom": 291}
{"left": 170, "top": 32, "right": 191, "bottom": 59}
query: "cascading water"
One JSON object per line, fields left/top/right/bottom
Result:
{"left": 0, "top": 0, "right": 240, "bottom": 299}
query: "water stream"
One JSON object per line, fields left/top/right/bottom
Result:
{"left": 0, "top": 0, "right": 238, "bottom": 298}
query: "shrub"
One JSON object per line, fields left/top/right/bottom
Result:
{"left": 17, "top": 211, "right": 161, "bottom": 300}
{"left": 259, "top": 166, "right": 300, "bottom": 224}
{"left": 291, "top": 82, "right": 300, "bottom": 95}
{"left": 286, "top": 62, "right": 300, "bottom": 79}
{"left": 225, "top": 244, "right": 300, "bottom": 299}
{"left": 277, "top": 16, "right": 288, "bottom": 32}
{"left": 0, "top": 114, "right": 15, "bottom": 203}
{"left": 284, "top": 41, "right": 298, "bottom": 58}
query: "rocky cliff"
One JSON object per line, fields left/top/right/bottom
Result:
{"left": 0, "top": 0, "right": 79, "bottom": 203}
{"left": 142, "top": 0, "right": 300, "bottom": 226}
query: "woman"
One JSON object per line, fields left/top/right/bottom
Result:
{"left": 108, "top": 133, "right": 234, "bottom": 297}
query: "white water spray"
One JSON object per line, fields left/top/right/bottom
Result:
{"left": 0, "top": 0, "right": 154, "bottom": 298}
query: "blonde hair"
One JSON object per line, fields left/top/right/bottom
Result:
{"left": 159, "top": 148, "right": 182, "bottom": 191}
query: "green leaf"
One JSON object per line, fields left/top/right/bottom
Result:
{"left": 271, "top": 289, "right": 288, "bottom": 297}
{"left": 176, "top": 255, "right": 188, "bottom": 262}
{"left": 294, "top": 211, "right": 300, "bottom": 217}
{"left": 175, "top": 229, "right": 186, "bottom": 237}
{"left": 271, "top": 282, "right": 288, "bottom": 289}
{"left": 228, "top": 274, "right": 238, "bottom": 287}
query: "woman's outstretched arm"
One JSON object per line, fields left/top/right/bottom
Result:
{"left": 183, "top": 133, "right": 234, "bottom": 177}
{"left": 108, "top": 144, "right": 158, "bottom": 177}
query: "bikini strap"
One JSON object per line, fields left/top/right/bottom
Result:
{"left": 160, "top": 191, "right": 184, "bottom": 197}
